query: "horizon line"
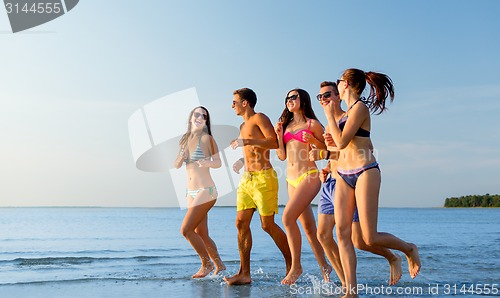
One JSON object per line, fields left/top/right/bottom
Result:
{"left": 0, "top": 205, "right": 451, "bottom": 209}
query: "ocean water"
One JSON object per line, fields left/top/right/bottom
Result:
{"left": 0, "top": 207, "right": 498, "bottom": 297}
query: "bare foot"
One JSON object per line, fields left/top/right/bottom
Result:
{"left": 213, "top": 264, "right": 226, "bottom": 275}
{"left": 406, "top": 243, "right": 421, "bottom": 279}
{"left": 388, "top": 254, "right": 402, "bottom": 285}
{"left": 281, "top": 267, "right": 303, "bottom": 285}
{"left": 224, "top": 273, "right": 251, "bottom": 285}
{"left": 321, "top": 264, "right": 332, "bottom": 282}
{"left": 192, "top": 263, "right": 214, "bottom": 278}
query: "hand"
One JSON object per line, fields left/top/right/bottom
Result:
{"left": 232, "top": 158, "right": 244, "bottom": 174}
{"left": 274, "top": 122, "right": 283, "bottom": 136}
{"left": 322, "top": 98, "right": 340, "bottom": 116}
{"left": 331, "top": 95, "right": 341, "bottom": 106}
{"left": 176, "top": 146, "right": 188, "bottom": 163}
{"left": 322, "top": 99, "right": 335, "bottom": 113}
{"left": 323, "top": 133, "right": 335, "bottom": 147}
{"left": 196, "top": 158, "right": 210, "bottom": 168}
{"left": 302, "top": 131, "right": 313, "bottom": 143}
{"left": 309, "top": 146, "right": 322, "bottom": 161}
{"left": 319, "top": 167, "right": 330, "bottom": 183}
{"left": 175, "top": 155, "right": 184, "bottom": 166}
{"left": 230, "top": 138, "right": 244, "bottom": 149}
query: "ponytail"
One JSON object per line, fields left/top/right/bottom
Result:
{"left": 343, "top": 68, "right": 395, "bottom": 115}
{"left": 364, "top": 71, "right": 394, "bottom": 114}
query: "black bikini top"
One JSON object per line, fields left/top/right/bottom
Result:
{"left": 338, "top": 99, "right": 370, "bottom": 138}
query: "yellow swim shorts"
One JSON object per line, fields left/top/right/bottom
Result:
{"left": 237, "top": 168, "right": 279, "bottom": 216}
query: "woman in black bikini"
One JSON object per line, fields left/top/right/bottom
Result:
{"left": 174, "top": 106, "right": 226, "bottom": 278}
{"left": 324, "top": 69, "right": 421, "bottom": 297}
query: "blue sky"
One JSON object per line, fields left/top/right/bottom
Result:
{"left": 1, "top": 1, "right": 499, "bottom": 207}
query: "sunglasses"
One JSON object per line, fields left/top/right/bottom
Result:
{"left": 193, "top": 112, "right": 207, "bottom": 120}
{"left": 316, "top": 91, "right": 332, "bottom": 101}
{"left": 336, "top": 79, "right": 345, "bottom": 85}
{"left": 286, "top": 94, "right": 299, "bottom": 102}
{"left": 232, "top": 99, "right": 246, "bottom": 106}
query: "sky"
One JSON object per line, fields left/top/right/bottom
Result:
{"left": 1, "top": 1, "right": 499, "bottom": 208}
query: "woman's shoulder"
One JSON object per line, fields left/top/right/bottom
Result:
{"left": 353, "top": 99, "right": 370, "bottom": 114}
{"left": 309, "top": 118, "right": 322, "bottom": 125}
{"left": 200, "top": 133, "right": 219, "bottom": 148}
{"left": 308, "top": 118, "right": 324, "bottom": 131}
{"left": 200, "top": 133, "right": 214, "bottom": 142}
{"left": 345, "top": 100, "right": 370, "bottom": 122}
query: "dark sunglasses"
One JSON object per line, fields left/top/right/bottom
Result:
{"left": 286, "top": 94, "right": 299, "bottom": 102}
{"left": 316, "top": 91, "right": 332, "bottom": 101}
{"left": 336, "top": 79, "right": 345, "bottom": 85}
{"left": 193, "top": 112, "right": 207, "bottom": 120}
{"left": 232, "top": 99, "right": 246, "bottom": 106}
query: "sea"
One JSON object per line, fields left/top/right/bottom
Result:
{"left": 0, "top": 207, "right": 498, "bottom": 297}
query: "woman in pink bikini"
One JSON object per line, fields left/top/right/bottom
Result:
{"left": 174, "top": 106, "right": 226, "bottom": 278}
{"left": 274, "top": 88, "right": 331, "bottom": 285}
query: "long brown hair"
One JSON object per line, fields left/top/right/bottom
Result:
{"left": 342, "top": 68, "right": 395, "bottom": 115}
{"left": 179, "top": 106, "right": 212, "bottom": 147}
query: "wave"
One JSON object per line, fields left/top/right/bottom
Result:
{"left": 1, "top": 255, "right": 175, "bottom": 267}
{"left": 0, "top": 276, "right": 193, "bottom": 286}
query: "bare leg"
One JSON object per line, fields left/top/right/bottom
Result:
{"left": 317, "top": 214, "right": 345, "bottom": 286}
{"left": 195, "top": 215, "right": 226, "bottom": 275}
{"left": 352, "top": 223, "right": 402, "bottom": 285}
{"left": 282, "top": 176, "right": 329, "bottom": 284}
{"left": 224, "top": 209, "right": 254, "bottom": 285}
{"left": 334, "top": 177, "right": 358, "bottom": 297}
{"left": 299, "top": 205, "right": 332, "bottom": 283}
{"left": 280, "top": 183, "right": 307, "bottom": 285}
{"left": 180, "top": 191, "right": 216, "bottom": 278}
{"left": 355, "top": 169, "right": 421, "bottom": 279}
{"left": 260, "top": 214, "right": 292, "bottom": 276}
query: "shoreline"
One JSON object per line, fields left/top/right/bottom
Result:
{"left": 2, "top": 206, "right": 498, "bottom": 209}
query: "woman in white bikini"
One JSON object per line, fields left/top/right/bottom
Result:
{"left": 174, "top": 106, "right": 226, "bottom": 278}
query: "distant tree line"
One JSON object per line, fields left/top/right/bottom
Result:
{"left": 444, "top": 194, "right": 500, "bottom": 207}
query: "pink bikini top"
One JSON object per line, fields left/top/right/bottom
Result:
{"left": 283, "top": 119, "right": 313, "bottom": 144}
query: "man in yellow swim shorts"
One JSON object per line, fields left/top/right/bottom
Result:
{"left": 224, "top": 88, "right": 292, "bottom": 285}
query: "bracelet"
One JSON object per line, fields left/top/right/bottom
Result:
{"left": 319, "top": 150, "right": 324, "bottom": 159}
{"left": 325, "top": 150, "right": 330, "bottom": 160}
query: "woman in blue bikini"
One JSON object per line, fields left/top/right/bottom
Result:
{"left": 274, "top": 88, "right": 331, "bottom": 285}
{"left": 324, "top": 69, "right": 421, "bottom": 297}
{"left": 174, "top": 106, "right": 226, "bottom": 278}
